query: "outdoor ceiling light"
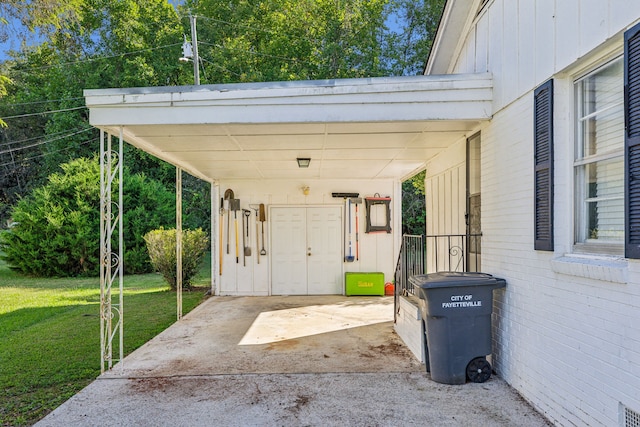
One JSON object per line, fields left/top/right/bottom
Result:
{"left": 297, "top": 158, "right": 311, "bottom": 168}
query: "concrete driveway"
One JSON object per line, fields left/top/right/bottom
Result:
{"left": 36, "top": 296, "right": 550, "bottom": 426}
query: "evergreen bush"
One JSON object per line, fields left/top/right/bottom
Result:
{"left": 0, "top": 157, "right": 175, "bottom": 276}
{"left": 143, "top": 228, "right": 209, "bottom": 290}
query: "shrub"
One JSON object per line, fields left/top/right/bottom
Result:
{"left": 0, "top": 157, "right": 175, "bottom": 277}
{"left": 143, "top": 227, "right": 208, "bottom": 290}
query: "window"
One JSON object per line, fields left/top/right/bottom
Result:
{"left": 574, "top": 57, "right": 624, "bottom": 255}
{"left": 536, "top": 22, "right": 640, "bottom": 259}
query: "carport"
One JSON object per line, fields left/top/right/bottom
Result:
{"left": 84, "top": 72, "right": 492, "bottom": 371}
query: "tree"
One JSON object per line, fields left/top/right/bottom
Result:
{"left": 0, "top": 157, "right": 176, "bottom": 276}
{"left": 0, "top": 0, "right": 189, "bottom": 227}
{"left": 182, "top": 0, "right": 389, "bottom": 83}
{"left": 383, "top": 0, "right": 446, "bottom": 75}
{"left": 144, "top": 227, "right": 209, "bottom": 290}
{"left": 0, "top": 0, "right": 81, "bottom": 41}
{"left": 402, "top": 170, "right": 426, "bottom": 235}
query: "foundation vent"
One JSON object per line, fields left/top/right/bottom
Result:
{"left": 625, "top": 405, "right": 640, "bottom": 427}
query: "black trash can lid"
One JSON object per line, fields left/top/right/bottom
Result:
{"left": 409, "top": 271, "right": 505, "bottom": 289}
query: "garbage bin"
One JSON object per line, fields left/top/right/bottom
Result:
{"left": 410, "top": 271, "right": 506, "bottom": 385}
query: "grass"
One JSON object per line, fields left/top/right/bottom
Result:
{"left": 0, "top": 253, "right": 211, "bottom": 426}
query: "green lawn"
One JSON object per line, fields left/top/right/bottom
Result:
{"left": 0, "top": 254, "right": 211, "bottom": 426}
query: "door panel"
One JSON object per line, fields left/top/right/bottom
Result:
{"left": 271, "top": 206, "right": 342, "bottom": 295}
{"left": 271, "top": 208, "right": 307, "bottom": 295}
{"left": 307, "top": 207, "right": 342, "bottom": 294}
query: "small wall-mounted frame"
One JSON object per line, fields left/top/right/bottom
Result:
{"left": 365, "top": 195, "right": 391, "bottom": 233}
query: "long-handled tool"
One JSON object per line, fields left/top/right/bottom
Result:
{"left": 345, "top": 198, "right": 355, "bottom": 262}
{"left": 219, "top": 197, "right": 224, "bottom": 275}
{"left": 223, "top": 189, "right": 234, "bottom": 254}
{"left": 250, "top": 205, "right": 261, "bottom": 264}
{"left": 229, "top": 197, "right": 241, "bottom": 263}
{"left": 243, "top": 209, "right": 252, "bottom": 266}
{"left": 259, "top": 203, "right": 267, "bottom": 256}
{"left": 352, "top": 197, "right": 362, "bottom": 261}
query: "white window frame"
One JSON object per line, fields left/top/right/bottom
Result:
{"left": 573, "top": 56, "right": 625, "bottom": 256}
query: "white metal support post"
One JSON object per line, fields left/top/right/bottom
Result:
{"left": 211, "top": 182, "right": 220, "bottom": 294}
{"left": 176, "top": 168, "right": 183, "bottom": 320}
{"left": 99, "top": 129, "right": 124, "bottom": 373}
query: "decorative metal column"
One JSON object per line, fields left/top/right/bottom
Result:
{"left": 99, "top": 129, "right": 124, "bottom": 373}
{"left": 176, "top": 168, "right": 183, "bottom": 320}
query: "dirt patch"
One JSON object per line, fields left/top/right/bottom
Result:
{"left": 130, "top": 378, "right": 172, "bottom": 394}
{"left": 293, "top": 394, "right": 310, "bottom": 410}
{"left": 369, "top": 342, "right": 410, "bottom": 357}
{"left": 265, "top": 339, "right": 300, "bottom": 351}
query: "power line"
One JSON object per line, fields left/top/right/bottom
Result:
{"left": 1, "top": 106, "right": 87, "bottom": 120}
{"left": 0, "top": 127, "right": 94, "bottom": 156}
{"left": 198, "top": 41, "right": 306, "bottom": 65}
{"left": 198, "top": 56, "right": 242, "bottom": 78}
{"left": 9, "top": 43, "right": 182, "bottom": 74}
{"left": 0, "top": 126, "right": 92, "bottom": 148}
{"left": 2, "top": 97, "right": 85, "bottom": 108}
{"left": 0, "top": 137, "right": 96, "bottom": 169}
{"left": 194, "top": 14, "right": 321, "bottom": 46}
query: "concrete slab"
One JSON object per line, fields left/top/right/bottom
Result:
{"left": 36, "top": 296, "right": 551, "bottom": 426}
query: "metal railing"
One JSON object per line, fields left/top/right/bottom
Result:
{"left": 394, "top": 235, "right": 425, "bottom": 298}
{"left": 394, "top": 233, "right": 482, "bottom": 321}
{"left": 425, "top": 233, "right": 482, "bottom": 274}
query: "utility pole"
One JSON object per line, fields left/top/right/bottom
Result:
{"left": 190, "top": 15, "right": 200, "bottom": 85}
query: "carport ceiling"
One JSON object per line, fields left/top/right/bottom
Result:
{"left": 85, "top": 74, "right": 492, "bottom": 182}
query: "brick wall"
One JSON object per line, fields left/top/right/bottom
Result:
{"left": 482, "top": 95, "right": 640, "bottom": 426}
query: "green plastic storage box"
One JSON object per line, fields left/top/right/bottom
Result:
{"left": 345, "top": 272, "right": 385, "bottom": 296}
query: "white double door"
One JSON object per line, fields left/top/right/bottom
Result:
{"left": 271, "top": 206, "right": 342, "bottom": 295}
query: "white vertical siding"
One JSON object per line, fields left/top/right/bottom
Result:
{"left": 554, "top": 0, "right": 580, "bottom": 73}
{"left": 425, "top": 139, "right": 467, "bottom": 272}
{"left": 517, "top": 0, "right": 536, "bottom": 93}
{"left": 502, "top": 0, "right": 519, "bottom": 100}
{"left": 450, "top": 0, "right": 640, "bottom": 111}
{"left": 475, "top": 13, "right": 489, "bottom": 72}
{"left": 534, "top": 0, "right": 556, "bottom": 84}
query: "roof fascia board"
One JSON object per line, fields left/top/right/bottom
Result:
{"left": 84, "top": 74, "right": 488, "bottom": 101}
{"left": 85, "top": 73, "right": 493, "bottom": 126}
{"left": 425, "top": 0, "right": 485, "bottom": 75}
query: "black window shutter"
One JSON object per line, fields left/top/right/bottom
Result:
{"left": 625, "top": 22, "right": 640, "bottom": 258}
{"left": 534, "top": 79, "right": 554, "bottom": 251}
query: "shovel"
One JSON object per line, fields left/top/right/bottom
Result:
{"left": 243, "top": 209, "right": 252, "bottom": 266}
{"left": 229, "top": 198, "right": 240, "bottom": 263}
{"left": 223, "top": 189, "right": 234, "bottom": 254}
{"left": 250, "top": 205, "right": 260, "bottom": 264}
{"left": 219, "top": 197, "right": 224, "bottom": 275}
{"left": 259, "top": 203, "right": 267, "bottom": 256}
{"left": 351, "top": 197, "right": 362, "bottom": 261}
{"left": 345, "top": 198, "right": 355, "bottom": 262}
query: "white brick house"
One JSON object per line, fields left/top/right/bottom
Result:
{"left": 419, "top": 0, "right": 640, "bottom": 425}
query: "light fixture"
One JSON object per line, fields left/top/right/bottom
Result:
{"left": 297, "top": 158, "right": 311, "bottom": 168}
